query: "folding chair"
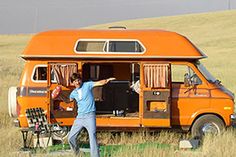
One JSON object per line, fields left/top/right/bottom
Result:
{"left": 21, "top": 107, "right": 62, "bottom": 148}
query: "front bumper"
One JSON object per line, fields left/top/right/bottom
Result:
{"left": 230, "top": 113, "right": 236, "bottom": 127}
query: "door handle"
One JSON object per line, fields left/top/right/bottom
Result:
{"left": 153, "top": 91, "right": 161, "bottom": 96}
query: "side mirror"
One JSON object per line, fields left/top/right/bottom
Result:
{"left": 184, "top": 73, "right": 191, "bottom": 87}
{"left": 191, "top": 74, "right": 202, "bottom": 85}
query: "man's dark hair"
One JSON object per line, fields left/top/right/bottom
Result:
{"left": 71, "top": 73, "right": 82, "bottom": 82}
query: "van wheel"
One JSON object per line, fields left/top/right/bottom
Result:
{"left": 8, "top": 87, "right": 17, "bottom": 117}
{"left": 52, "top": 126, "right": 69, "bottom": 140}
{"left": 191, "top": 114, "right": 225, "bottom": 138}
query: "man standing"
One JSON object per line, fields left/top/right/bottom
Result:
{"left": 68, "top": 73, "right": 115, "bottom": 157}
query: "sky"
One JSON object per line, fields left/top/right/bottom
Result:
{"left": 0, "top": 0, "right": 236, "bottom": 34}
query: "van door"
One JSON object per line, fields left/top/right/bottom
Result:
{"left": 141, "top": 63, "right": 171, "bottom": 127}
{"left": 171, "top": 63, "right": 210, "bottom": 127}
{"left": 47, "top": 62, "right": 78, "bottom": 120}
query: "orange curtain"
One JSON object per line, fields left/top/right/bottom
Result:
{"left": 51, "top": 64, "right": 77, "bottom": 87}
{"left": 144, "top": 64, "right": 169, "bottom": 88}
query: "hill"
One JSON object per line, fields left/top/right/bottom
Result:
{"left": 88, "top": 10, "right": 236, "bottom": 94}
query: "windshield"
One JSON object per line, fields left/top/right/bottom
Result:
{"left": 195, "top": 62, "right": 217, "bottom": 83}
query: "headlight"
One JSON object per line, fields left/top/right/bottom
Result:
{"left": 230, "top": 114, "right": 236, "bottom": 120}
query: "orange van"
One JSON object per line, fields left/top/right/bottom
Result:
{"left": 8, "top": 29, "right": 235, "bottom": 139}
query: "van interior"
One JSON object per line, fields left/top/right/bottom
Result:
{"left": 82, "top": 62, "right": 140, "bottom": 117}
{"left": 50, "top": 62, "right": 140, "bottom": 118}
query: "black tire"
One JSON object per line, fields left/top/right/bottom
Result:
{"left": 52, "top": 126, "right": 70, "bottom": 140}
{"left": 191, "top": 114, "right": 225, "bottom": 138}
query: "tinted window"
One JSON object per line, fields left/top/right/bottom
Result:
{"left": 33, "top": 67, "right": 47, "bottom": 81}
{"left": 76, "top": 41, "right": 106, "bottom": 52}
{"left": 33, "top": 66, "right": 56, "bottom": 82}
{"left": 109, "top": 41, "right": 144, "bottom": 52}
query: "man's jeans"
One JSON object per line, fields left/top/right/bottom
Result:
{"left": 68, "top": 112, "right": 100, "bottom": 157}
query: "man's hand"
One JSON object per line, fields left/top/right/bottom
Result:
{"left": 107, "top": 77, "right": 116, "bottom": 82}
{"left": 94, "top": 77, "right": 116, "bottom": 87}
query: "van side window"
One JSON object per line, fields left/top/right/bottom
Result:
{"left": 76, "top": 41, "right": 106, "bottom": 52}
{"left": 32, "top": 66, "right": 56, "bottom": 82}
{"left": 33, "top": 67, "right": 47, "bottom": 81}
{"left": 109, "top": 41, "right": 144, "bottom": 52}
{"left": 75, "top": 40, "right": 145, "bottom": 53}
{"left": 172, "top": 64, "right": 202, "bottom": 84}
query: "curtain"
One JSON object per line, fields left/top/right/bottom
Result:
{"left": 144, "top": 64, "right": 169, "bottom": 88}
{"left": 51, "top": 64, "right": 77, "bottom": 87}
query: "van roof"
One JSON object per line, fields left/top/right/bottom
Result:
{"left": 21, "top": 29, "right": 207, "bottom": 59}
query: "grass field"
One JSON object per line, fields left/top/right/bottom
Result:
{"left": 0, "top": 10, "right": 236, "bottom": 156}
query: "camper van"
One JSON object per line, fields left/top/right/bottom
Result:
{"left": 8, "top": 29, "right": 235, "bottom": 139}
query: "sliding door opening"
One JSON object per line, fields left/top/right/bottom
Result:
{"left": 82, "top": 62, "right": 140, "bottom": 117}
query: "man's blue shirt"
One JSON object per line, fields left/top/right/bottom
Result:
{"left": 69, "top": 81, "right": 95, "bottom": 117}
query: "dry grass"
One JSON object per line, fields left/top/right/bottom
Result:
{"left": 0, "top": 10, "right": 236, "bottom": 156}
{"left": 0, "top": 34, "right": 32, "bottom": 113}
{"left": 97, "top": 130, "right": 182, "bottom": 146}
{"left": 0, "top": 34, "right": 32, "bottom": 156}
{"left": 201, "top": 129, "right": 236, "bottom": 157}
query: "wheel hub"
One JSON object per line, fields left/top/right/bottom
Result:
{"left": 52, "top": 126, "right": 69, "bottom": 139}
{"left": 201, "top": 122, "right": 220, "bottom": 135}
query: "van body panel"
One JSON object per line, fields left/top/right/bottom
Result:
{"left": 171, "top": 95, "right": 210, "bottom": 126}
{"left": 211, "top": 88, "right": 234, "bottom": 100}
{"left": 186, "top": 108, "right": 230, "bottom": 127}
{"left": 22, "top": 30, "right": 206, "bottom": 59}
{"left": 11, "top": 29, "right": 235, "bottom": 134}
{"left": 209, "top": 98, "right": 234, "bottom": 125}
{"left": 17, "top": 96, "right": 48, "bottom": 127}
{"left": 142, "top": 119, "right": 171, "bottom": 127}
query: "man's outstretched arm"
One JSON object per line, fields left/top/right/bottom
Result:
{"left": 94, "top": 78, "right": 116, "bottom": 87}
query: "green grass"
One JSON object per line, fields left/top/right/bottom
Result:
{"left": 0, "top": 10, "right": 236, "bottom": 157}
{"left": 46, "top": 142, "right": 170, "bottom": 157}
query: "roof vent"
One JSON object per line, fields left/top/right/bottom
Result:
{"left": 108, "top": 26, "right": 127, "bottom": 30}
